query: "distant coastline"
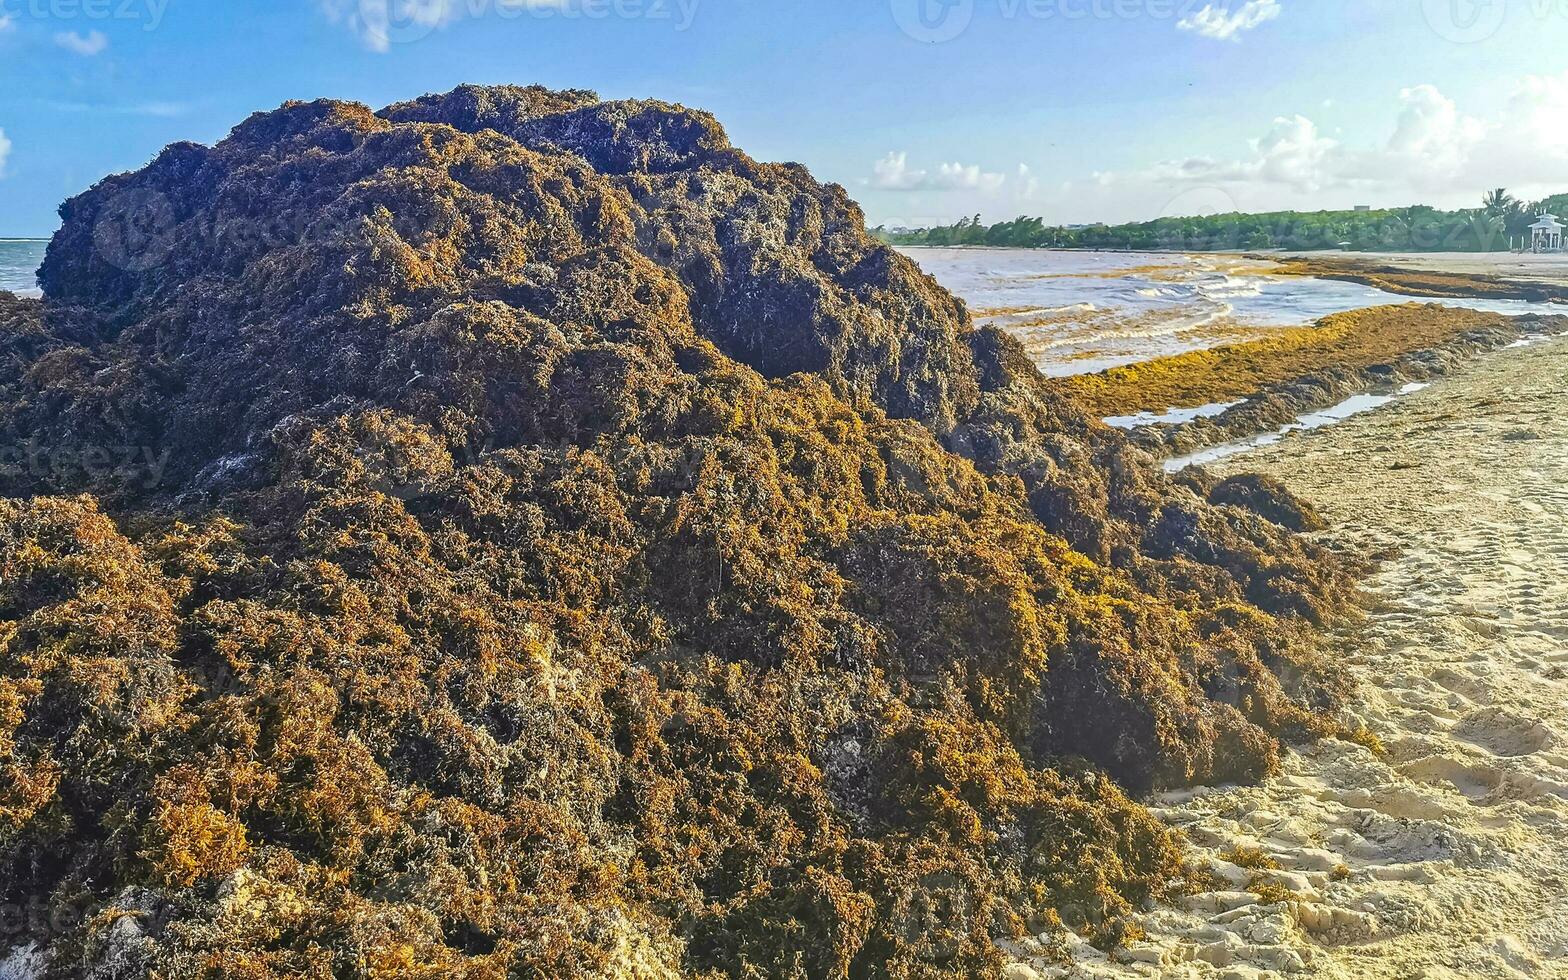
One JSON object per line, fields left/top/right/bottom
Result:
{"left": 895, "top": 243, "right": 1254, "bottom": 254}
{"left": 903, "top": 245, "right": 1568, "bottom": 473}
{"left": 875, "top": 192, "right": 1568, "bottom": 254}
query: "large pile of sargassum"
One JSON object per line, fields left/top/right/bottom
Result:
{"left": 0, "top": 86, "right": 1355, "bottom": 979}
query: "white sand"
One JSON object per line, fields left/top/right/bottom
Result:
{"left": 1009, "top": 335, "right": 1568, "bottom": 978}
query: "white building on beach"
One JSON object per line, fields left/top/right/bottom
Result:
{"left": 1530, "top": 213, "right": 1564, "bottom": 252}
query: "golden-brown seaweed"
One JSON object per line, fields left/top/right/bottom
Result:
{"left": 0, "top": 86, "right": 1352, "bottom": 978}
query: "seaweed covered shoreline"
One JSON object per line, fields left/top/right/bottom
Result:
{"left": 1268, "top": 255, "right": 1568, "bottom": 304}
{"left": 1064, "top": 304, "right": 1568, "bottom": 460}
{"left": 1043, "top": 336, "right": 1568, "bottom": 977}
{"left": 0, "top": 85, "right": 1356, "bottom": 978}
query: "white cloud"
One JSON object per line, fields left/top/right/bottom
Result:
{"left": 1016, "top": 163, "right": 1040, "bottom": 200}
{"left": 130, "top": 101, "right": 192, "bottom": 118}
{"left": 864, "top": 71, "right": 1568, "bottom": 229}
{"left": 1023, "top": 70, "right": 1568, "bottom": 226}
{"left": 1252, "top": 114, "right": 1338, "bottom": 190}
{"left": 1490, "top": 71, "right": 1568, "bottom": 181}
{"left": 1328, "top": 76, "right": 1568, "bottom": 198}
{"left": 0, "top": 12, "right": 15, "bottom": 32}
{"left": 0, "top": 128, "right": 11, "bottom": 178}
{"left": 1377, "top": 84, "right": 1486, "bottom": 190}
{"left": 54, "top": 30, "right": 109, "bottom": 56}
{"left": 1177, "top": 0, "right": 1281, "bottom": 41}
{"left": 43, "top": 99, "right": 194, "bottom": 118}
{"left": 1140, "top": 114, "right": 1339, "bottom": 192}
{"left": 934, "top": 161, "right": 1007, "bottom": 192}
{"left": 869, "top": 152, "right": 1006, "bottom": 193}
{"left": 320, "top": 0, "right": 572, "bottom": 51}
{"left": 871, "top": 151, "right": 927, "bottom": 190}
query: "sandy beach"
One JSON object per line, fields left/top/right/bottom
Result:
{"left": 1282, "top": 250, "right": 1568, "bottom": 287}
{"left": 1012, "top": 330, "right": 1568, "bottom": 978}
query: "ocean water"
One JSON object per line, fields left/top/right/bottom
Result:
{"left": 899, "top": 247, "right": 1561, "bottom": 378}
{"left": 0, "top": 240, "right": 46, "bottom": 296}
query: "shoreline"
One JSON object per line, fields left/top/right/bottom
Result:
{"left": 1267, "top": 255, "right": 1568, "bottom": 305}
{"left": 891, "top": 243, "right": 1568, "bottom": 272}
{"left": 1043, "top": 252, "right": 1568, "bottom": 467}
{"left": 1061, "top": 306, "right": 1568, "bottom": 463}
{"left": 1003, "top": 249, "right": 1568, "bottom": 977}
{"left": 1025, "top": 333, "right": 1568, "bottom": 979}
{"left": 894, "top": 244, "right": 1568, "bottom": 300}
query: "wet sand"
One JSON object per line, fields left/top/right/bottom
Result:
{"left": 1014, "top": 332, "right": 1568, "bottom": 978}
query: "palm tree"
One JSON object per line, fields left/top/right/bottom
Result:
{"left": 1482, "top": 188, "right": 1518, "bottom": 220}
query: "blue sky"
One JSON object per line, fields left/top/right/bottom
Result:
{"left": 1, "top": 0, "right": 1565, "bottom": 235}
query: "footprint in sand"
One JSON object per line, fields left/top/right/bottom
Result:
{"left": 1428, "top": 667, "right": 1492, "bottom": 704}
{"left": 1453, "top": 708, "right": 1554, "bottom": 758}
{"left": 1398, "top": 755, "right": 1507, "bottom": 802}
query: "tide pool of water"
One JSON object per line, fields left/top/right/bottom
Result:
{"left": 1162, "top": 383, "right": 1436, "bottom": 473}
{"left": 899, "top": 247, "right": 1562, "bottom": 377}
{"left": 0, "top": 240, "right": 46, "bottom": 296}
{"left": 1104, "top": 401, "right": 1243, "bottom": 430}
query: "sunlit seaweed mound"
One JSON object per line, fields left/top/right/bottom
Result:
{"left": 1, "top": 86, "right": 1353, "bottom": 978}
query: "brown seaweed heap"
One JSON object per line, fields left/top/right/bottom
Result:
{"left": 0, "top": 85, "right": 1352, "bottom": 978}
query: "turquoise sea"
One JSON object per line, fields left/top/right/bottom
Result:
{"left": 0, "top": 239, "right": 47, "bottom": 295}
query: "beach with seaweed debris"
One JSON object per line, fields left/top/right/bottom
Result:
{"left": 881, "top": 247, "right": 1568, "bottom": 977}
{"left": 1010, "top": 321, "right": 1568, "bottom": 980}
{"left": 7, "top": 144, "right": 1565, "bottom": 971}
{"left": 7, "top": 0, "right": 1568, "bottom": 975}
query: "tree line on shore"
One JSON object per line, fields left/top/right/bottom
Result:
{"left": 875, "top": 189, "right": 1568, "bottom": 253}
